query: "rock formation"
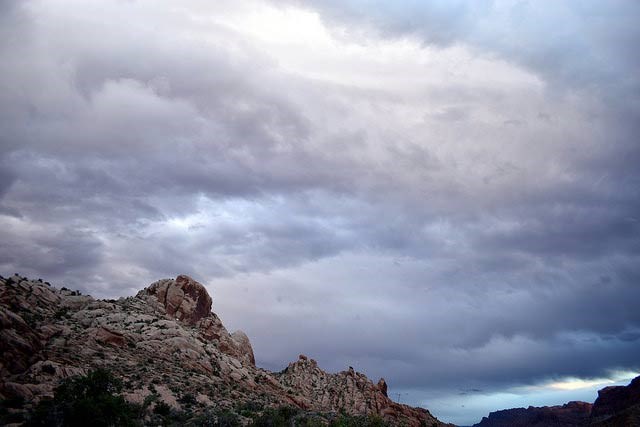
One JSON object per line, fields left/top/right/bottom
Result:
{"left": 590, "top": 375, "right": 640, "bottom": 425}
{"left": 278, "top": 355, "right": 437, "bottom": 425}
{"left": 139, "top": 275, "right": 212, "bottom": 325}
{"left": 0, "top": 274, "right": 449, "bottom": 426}
{"left": 136, "top": 275, "right": 255, "bottom": 366}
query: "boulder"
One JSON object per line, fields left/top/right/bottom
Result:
{"left": 0, "top": 307, "right": 42, "bottom": 375}
{"left": 378, "top": 378, "right": 388, "bottom": 397}
{"left": 138, "top": 275, "right": 212, "bottom": 325}
{"left": 93, "top": 326, "right": 127, "bottom": 347}
{"left": 231, "top": 330, "right": 256, "bottom": 366}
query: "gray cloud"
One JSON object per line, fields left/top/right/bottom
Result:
{"left": 0, "top": 1, "right": 639, "bottom": 424}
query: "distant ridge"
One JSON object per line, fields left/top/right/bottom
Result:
{"left": 472, "top": 377, "right": 640, "bottom": 426}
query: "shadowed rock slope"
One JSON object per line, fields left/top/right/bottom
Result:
{"left": 0, "top": 273, "right": 449, "bottom": 426}
{"left": 590, "top": 376, "right": 640, "bottom": 426}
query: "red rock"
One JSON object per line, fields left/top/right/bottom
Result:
{"left": 94, "top": 326, "right": 127, "bottom": 347}
{"left": 140, "top": 275, "right": 212, "bottom": 325}
{"left": 0, "top": 307, "right": 42, "bottom": 375}
{"left": 591, "top": 376, "right": 640, "bottom": 420}
{"left": 377, "top": 378, "right": 388, "bottom": 397}
{"left": 232, "top": 330, "right": 256, "bottom": 366}
{"left": 278, "top": 356, "right": 447, "bottom": 426}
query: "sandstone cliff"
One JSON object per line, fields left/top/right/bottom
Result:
{"left": 0, "top": 273, "right": 448, "bottom": 426}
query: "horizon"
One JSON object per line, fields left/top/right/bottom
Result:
{"left": 4, "top": 270, "right": 639, "bottom": 425}
{"left": 1, "top": 1, "right": 639, "bottom": 425}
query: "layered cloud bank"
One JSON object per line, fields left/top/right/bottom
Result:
{"left": 1, "top": 1, "right": 639, "bottom": 424}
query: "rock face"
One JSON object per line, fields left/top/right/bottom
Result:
{"left": 473, "top": 401, "right": 593, "bottom": 427}
{"left": 231, "top": 330, "right": 256, "bottom": 366}
{"left": 139, "top": 275, "right": 212, "bottom": 325}
{"left": 590, "top": 376, "right": 640, "bottom": 425}
{"left": 0, "top": 274, "right": 449, "bottom": 426}
{"left": 137, "top": 275, "right": 255, "bottom": 366}
{"left": 0, "top": 306, "right": 43, "bottom": 375}
{"left": 278, "top": 356, "right": 441, "bottom": 427}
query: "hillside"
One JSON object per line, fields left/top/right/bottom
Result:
{"left": 0, "top": 274, "right": 449, "bottom": 426}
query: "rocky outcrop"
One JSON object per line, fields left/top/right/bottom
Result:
{"left": 137, "top": 275, "right": 212, "bottom": 325}
{"left": 591, "top": 376, "right": 640, "bottom": 419}
{"left": 0, "top": 274, "right": 449, "bottom": 426}
{"left": 590, "top": 376, "right": 640, "bottom": 425}
{"left": 377, "top": 378, "right": 388, "bottom": 397}
{"left": 0, "top": 306, "right": 42, "bottom": 375}
{"left": 278, "top": 355, "right": 445, "bottom": 427}
{"left": 231, "top": 330, "right": 256, "bottom": 366}
{"left": 137, "top": 275, "right": 255, "bottom": 366}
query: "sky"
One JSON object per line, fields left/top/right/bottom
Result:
{"left": 1, "top": 0, "right": 639, "bottom": 425}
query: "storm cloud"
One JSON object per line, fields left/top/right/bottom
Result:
{"left": 1, "top": 1, "right": 639, "bottom": 424}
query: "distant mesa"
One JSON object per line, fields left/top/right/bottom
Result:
{"left": 472, "top": 378, "right": 640, "bottom": 426}
{"left": 472, "top": 401, "right": 592, "bottom": 427}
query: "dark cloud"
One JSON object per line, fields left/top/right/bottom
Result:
{"left": 0, "top": 1, "right": 639, "bottom": 425}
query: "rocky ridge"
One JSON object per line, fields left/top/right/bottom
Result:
{"left": 591, "top": 375, "right": 640, "bottom": 418}
{"left": 0, "top": 273, "right": 448, "bottom": 426}
{"left": 278, "top": 356, "right": 435, "bottom": 423}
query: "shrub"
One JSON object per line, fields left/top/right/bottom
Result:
{"left": 26, "top": 368, "right": 141, "bottom": 427}
{"left": 217, "top": 409, "right": 241, "bottom": 427}
{"left": 41, "top": 364, "right": 57, "bottom": 375}
{"left": 154, "top": 401, "right": 172, "bottom": 416}
{"left": 329, "top": 414, "right": 387, "bottom": 427}
{"left": 179, "top": 393, "right": 197, "bottom": 406}
{"left": 251, "top": 406, "right": 300, "bottom": 427}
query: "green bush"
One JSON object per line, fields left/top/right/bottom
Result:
{"left": 179, "top": 392, "right": 197, "bottom": 406}
{"left": 217, "top": 409, "right": 241, "bottom": 427}
{"left": 329, "top": 414, "right": 387, "bottom": 427}
{"left": 251, "top": 406, "right": 300, "bottom": 427}
{"left": 154, "top": 401, "right": 172, "bottom": 416}
{"left": 295, "top": 414, "right": 326, "bottom": 427}
{"left": 26, "top": 368, "right": 141, "bottom": 427}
